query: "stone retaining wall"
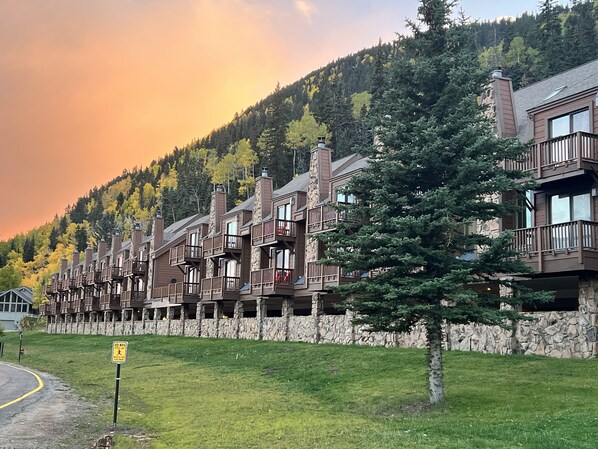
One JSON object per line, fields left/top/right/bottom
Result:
{"left": 46, "top": 307, "right": 597, "bottom": 359}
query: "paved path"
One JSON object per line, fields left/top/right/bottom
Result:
{"left": 0, "top": 362, "right": 100, "bottom": 449}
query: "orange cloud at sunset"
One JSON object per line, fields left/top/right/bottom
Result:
{"left": 0, "top": 0, "right": 544, "bottom": 240}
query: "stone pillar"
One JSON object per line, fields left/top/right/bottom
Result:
{"left": 499, "top": 281, "right": 520, "bottom": 355}
{"left": 578, "top": 278, "right": 598, "bottom": 358}
{"left": 213, "top": 302, "right": 221, "bottom": 339}
{"left": 154, "top": 308, "right": 161, "bottom": 334}
{"left": 181, "top": 305, "right": 187, "bottom": 336}
{"left": 256, "top": 298, "right": 265, "bottom": 340}
{"left": 196, "top": 302, "right": 204, "bottom": 337}
{"left": 142, "top": 309, "right": 149, "bottom": 332}
{"left": 312, "top": 293, "right": 323, "bottom": 344}
{"left": 282, "top": 298, "right": 293, "bottom": 341}
{"left": 346, "top": 307, "right": 356, "bottom": 344}
{"left": 234, "top": 300, "right": 243, "bottom": 339}
{"left": 167, "top": 307, "right": 174, "bottom": 336}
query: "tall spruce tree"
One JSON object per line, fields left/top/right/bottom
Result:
{"left": 538, "top": 0, "right": 565, "bottom": 76}
{"left": 318, "top": 0, "right": 550, "bottom": 404}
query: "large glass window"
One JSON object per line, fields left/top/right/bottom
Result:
{"left": 548, "top": 109, "right": 590, "bottom": 163}
{"left": 516, "top": 191, "right": 534, "bottom": 229}
{"left": 277, "top": 203, "right": 292, "bottom": 221}
{"left": 550, "top": 192, "right": 591, "bottom": 249}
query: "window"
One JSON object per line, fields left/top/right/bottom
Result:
{"left": 336, "top": 188, "right": 356, "bottom": 204}
{"left": 226, "top": 220, "right": 238, "bottom": 247}
{"left": 548, "top": 109, "right": 590, "bottom": 163}
{"left": 274, "top": 248, "right": 292, "bottom": 284}
{"left": 277, "top": 203, "right": 292, "bottom": 221}
{"left": 550, "top": 192, "right": 591, "bottom": 249}
{"left": 516, "top": 191, "right": 534, "bottom": 229}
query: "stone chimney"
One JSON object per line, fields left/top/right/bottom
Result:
{"left": 111, "top": 233, "right": 122, "bottom": 255}
{"left": 98, "top": 240, "right": 107, "bottom": 261}
{"left": 208, "top": 186, "right": 227, "bottom": 236}
{"left": 307, "top": 137, "right": 332, "bottom": 209}
{"left": 152, "top": 215, "right": 164, "bottom": 250}
{"left": 483, "top": 69, "right": 517, "bottom": 138}
{"left": 253, "top": 169, "right": 273, "bottom": 223}
{"left": 132, "top": 223, "right": 142, "bottom": 257}
{"left": 85, "top": 247, "right": 93, "bottom": 269}
{"left": 72, "top": 251, "right": 80, "bottom": 269}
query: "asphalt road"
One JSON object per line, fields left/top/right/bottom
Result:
{"left": 0, "top": 362, "right": 44, "bottom": 424}
{"left": 0, "top": 362, "right": 99, "bottom": 449}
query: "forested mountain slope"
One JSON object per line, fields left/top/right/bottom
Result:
{"left": 1, "top": 1, "right": 597, "bottom": 306}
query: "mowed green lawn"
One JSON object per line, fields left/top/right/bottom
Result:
{"left": 2, "top": 332, "right": 598, "bottom": 449}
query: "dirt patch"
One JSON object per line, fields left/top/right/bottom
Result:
{"left": 0, "top": 370, "right": 106, "bottom": 449}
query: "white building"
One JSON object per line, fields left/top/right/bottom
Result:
{"left": 0, "top": 287, "right": 36, "bottom": 331}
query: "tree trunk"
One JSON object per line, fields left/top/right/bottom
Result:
{"left": 426, "top": 319, "right": 445, "bottom": 404}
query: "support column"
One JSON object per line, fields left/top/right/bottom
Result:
{"left": 578, "top": 278, "right": 598, "bottom": 358}
{"left": 142, "top": 308, "right": 149, "bottom": 332}
{"left": 166, "top": 307, "right": 174, "bottom": 336}
{"left": 181, "top": 305, "right": 187, "bottom": 336}
{"left": 282, "top": 298, "right": 293, "bottom": 341}
{"left": 196, "top": 302, "right": 204, "bottom": 337}
{"left": 111, "top": 311, "right": 117, "bottom": 336}
{"left": 256, "top": 298, "right": 265, "bottom": 340}
{"left": 233, "top": 300, "right": 243, "bottom": 339}
{"left": 213, "top": 302, "right": 221, "bottom": 339}
{"left": 312, "top": 293, "right": 323, "bottom": 344}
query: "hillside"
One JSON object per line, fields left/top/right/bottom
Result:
{"left": 1, "top": 0, "right": 597, "bottom": 307}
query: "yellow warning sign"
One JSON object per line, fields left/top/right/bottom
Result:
{"left": 112, "top": 341, "right": 128, "bottom": 363}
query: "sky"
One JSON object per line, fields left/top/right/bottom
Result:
{"left": 0, "top": 0, "right": 567, "bottom": 240}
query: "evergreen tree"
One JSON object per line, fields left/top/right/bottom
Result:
{"left": 369, "top": 39, "right": 388, "bottom": 120}
{"left": 74, "top": 225, "right": 88, "bottom": 252}
{"left": 48, "top": 226, "right": 59, "bottom": 251}
{"left": 318, "top": 0, "right": 550, "bottom": 404}
{"left": 22, "top": 236, "right": 35, "bottom": 263}
{"left": 563, "top": 0, "right": 598, "bottom": 69}
{"left": 538, "top": 0, "right": 565, "bottom": 76}
{"left": 257, "top": 83, "right": 292, "bottom": 187}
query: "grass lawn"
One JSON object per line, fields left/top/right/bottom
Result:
{"left": 1, "top": 332, "right": 597, "bottom": 448}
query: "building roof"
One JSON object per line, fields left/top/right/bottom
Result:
{"left": 0, "top": 286, "right": 34, "bottom": 304}
{"left": 513, "top": 58, "right": 598, "bottom": 140}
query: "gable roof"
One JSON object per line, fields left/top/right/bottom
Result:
{"left": 0, "top": 286, "right": 34, "bottom": 304}
{"left": 513, "top": 58, "right": 598, "bottom": 140}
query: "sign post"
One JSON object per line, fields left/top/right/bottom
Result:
{"left": 111, "top": 341, "right": 128, "bottom": 428}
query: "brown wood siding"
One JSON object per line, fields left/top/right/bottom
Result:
{"left": 294, "top": 221, "right": 306, "bottom": 279}
{"left": 498, "top": 80, "right": 517, "bottom": 137}
{"left": 240, "top": 236, "right": 251, "bottom": 284}
{"left": 533, "top": 95, "right": 596, "bottom": 142}
{"left": 535, "top": 193, "right": 546, "bottom": 227}
{"left": 153, "top": 253, "right": 183, "bottom": 288}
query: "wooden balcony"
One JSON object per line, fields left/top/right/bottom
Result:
{"left": 76, "top": 273, "right": 87, "bottom": 287}
{"left": 169, "top": 244, "right": 202, "bottom": 266}
{"left": 100, "top": 293, "right": 121, "bottom": 311}
{"left": 57, "top": 279, "right": 69, "bottom": 292}
{"left": 250, "top": 268, "right": 294, "bottom": 296}
{"left": 73, "top": 299, "right": 85, "bottom": 313}
{"left": 152, "top": 282, "right": 201, "bottom": 304}
{"left": 101, "top": 266, "right": 123, "bottom": 282}
{"left": 122, "top": 260, "right": 148, "bottom": 277}
{"left": 505, "top": 132, "right": 598, "bottom": 182}
{"left": 50, "top": 302, "right": 60, "bottom": 315}
{"left": 60, "top": 300, "right": 74, "bottom": 314}
{"left": 68, "top": 277, "right": 78, "bottom": 290}
{"left": 306, "top": 262, "right": 362, "bottom": 291}
{"left": 121, "top": 290, "right": 146, "bottom": 308}
{"left": 201, "top": 276, "right": 240, "bottom": 301}
{"left": 513, "top": 220, "right": 598, "bottom": 273}
{"left": 84, "top": 297, "right": 101, "bottom": 312}
{"left": 307, "top": 204, "right": 343, "bottom": 233}
{"left": 48, "top": 280, "right": 59, "bottom": 294}
{"left": 39, "top": 303, "right": 50, "bottom": 316}
{"left": 252, "top": 219, "right": 296, "bottom": 246}
{"left": 203, "top": 234, "right": 242, "bottom": 258}
{"left": 92, "top": 270, "right": 103, "bottom": 284}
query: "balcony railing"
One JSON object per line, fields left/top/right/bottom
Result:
{"left": 203, "top": 234, "right": 242, "bottom": 258}
{"left": 60, "top": 300, "right": 74, "bottom": 314}
{"left": 100, "top": 293, "right": 121, "bottom": 310}
{"left": 76, "top": 273, "right": 87, "bottom": 287}
{"left": 201, "top": 276, "right": 240, "bottom": 301}
{"left": 39, "top": 303, "right": 50, "bottom": 316}
{"left": 122, "top": 259, "right": 148, "bottom": 277}
{"left": 250, "top": 268, "right": 294, "bottom": 296}
{"left": 101, "top": 266, "right": 123, "bottom": 282}
{"left": 252, "top": 219, "right": 296, "bottom": 246}
{"left": 152, "top": 282, "right": 201, "bottom": 304}
{"left": 68, "top": 277, "right": 78, "bottom": 290}
{"left": 57, "top": 279, "right": 69, "bottom": 292}
{"left": 505, "top": 132, "right": 598, "bottom": 180}
{"left": 306, "top": 262, "right": 362, "bottom": 290}
{"left": 73, "top": 299, "right": 85, "bottom": 313}
{"left": 513, "top": 220, "right": 598, "bottom": 273}
{"left": 50, "top": 302, "right": 60, "bottom": 315}
{"left": 307, "top": 204, "right": 342, "bottom": 233}
{"left": 169, "top": 244, "right": 202, "bottom": 265}
{"left": 84, "top": 297, "right": 100, "bottom": 312}
{"left": 121, "top": 290, "right": 146, "bottom": 308}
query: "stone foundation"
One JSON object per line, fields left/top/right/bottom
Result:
{"left": 45, "top": 308, "right": 597, "bottom": 359}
